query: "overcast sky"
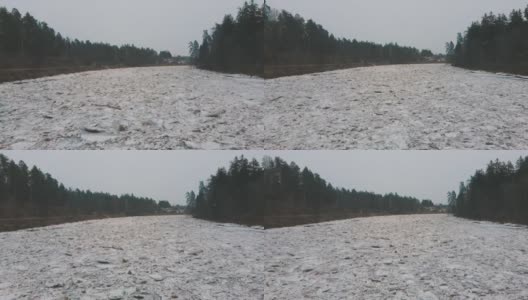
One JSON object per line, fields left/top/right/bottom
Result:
{"left": 0, "top": 0, "right": 526, "bottom": 55}
{"left": 1, "top": 151, "right": 527, "bottom": 205}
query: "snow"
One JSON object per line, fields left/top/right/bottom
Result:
{"left": 264, "top": 215, "right": 528, "bottom": 299}
{"left": 1, "top": 64, "right": 527, "bottom": 149}
{"left": 1, "top": 214, "right": 527, "bottom": 299}
{"left": 0, "top": 216, "right": 265, "bottom": 299}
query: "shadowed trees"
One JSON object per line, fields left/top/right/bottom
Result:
{"left": 0, "top": 7, "right": 161, "bottom": 68}
{"left": 449, "top": 157, "right": 528, "bottom": 225}
{"left": 159, "top": 51, "right": 173, "bottom": 60}
{"left": 191, "top": 1, "right": 431, "bottom": 77}
{"left": 0, "top": 154, "right": 160, "bottom": 218}
{"left": 448, "top": 5, "right": 528, "bottom": 74}
{"left": 188, "top": 156, "right": 429, "bottom": 226}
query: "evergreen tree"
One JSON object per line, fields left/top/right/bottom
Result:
{"left": 451, "top": 5, "right": 528, "bottom": 74}
{"left": 185, "top": 191, "right": 196, "bottom": 212}
{"left": 0, "top": 154, "right": 162, "bottom": 218}
{"left": 159, "top": 51, "right": 172, "bottom": 60}
{"left": 0, "top": 6, "right": 163, "bottom": 68}
{"left": 193, "top": 1, "right": 427, "bottom": 77}
{"left": 450, "top": 156, "right": 528, "bottom": 225}
{"left": 188, "top": 156, "right": 428, "bottom": 226}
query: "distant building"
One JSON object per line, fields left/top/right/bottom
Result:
{"left": 160, "top": 206, "right": 187, "bottom": 214}
{"left": 162, "top": 56, "right": 191, "bottom": 65}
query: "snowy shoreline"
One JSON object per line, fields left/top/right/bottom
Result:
{"left": 1, "top": 64, "right": 527, "bottom": 150}
{"left": 1, "top": 214, "right": 527, "bottom": 299}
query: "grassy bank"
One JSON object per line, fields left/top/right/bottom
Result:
{"left": 197, "top": 210, "right": 446, "bottom": 229}
{"left": 454, "top": 64, "right": 528, "bottom": 77}
{"left": 0, "top": 64, "right": 186, "bottom": 84}
{"left": 0, "top": 213, "right": 185, "bottom": 232}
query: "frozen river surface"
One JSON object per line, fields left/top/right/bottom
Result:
{"left": 1, "top": 64, "right": 527, "bottom": 149}
{"left": 1, "top": 214, "right": 527, "bottom": 299}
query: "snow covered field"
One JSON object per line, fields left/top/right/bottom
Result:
{"left": 1, "top": 215, "right": 527, "bottom": 299}
{"left": 1, "top": 64, "right": 527, "bottom": 150}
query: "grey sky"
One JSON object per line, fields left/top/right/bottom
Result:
{"left": 1, "top": 151, "right": 527, "bottom": 206}
{"left": 0, "top": 0, "right": 526, "bottom": 55}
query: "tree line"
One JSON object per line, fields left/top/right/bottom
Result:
{"left": 190, "top": 0, "right": 433, "bottom": 76}
{"left": 0, "top": 7, "right": 163, "bottom": 68}
{"left": 448, "top": 157, "right": 528, "bottom": 225}
{"left": 447, "top": 5, "right": 528, "bottom": 74}
{"left": 0, "top": 154, "right": 162, "bottom": 218}
{"left": 187, "top": 156, "right": 431, "bottom": 226}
